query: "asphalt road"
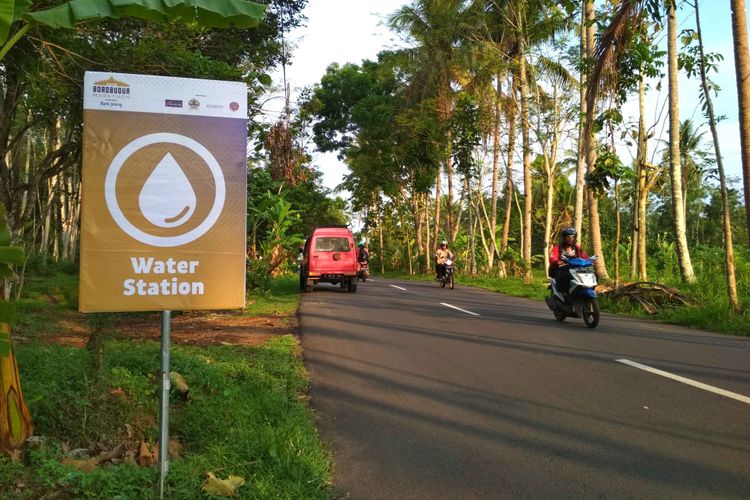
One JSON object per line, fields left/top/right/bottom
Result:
{"left": 299, "top": 278, "right": 750, "bottom": 499}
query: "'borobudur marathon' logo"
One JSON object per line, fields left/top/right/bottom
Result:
{"left": 92, "top": 76, "right": 131, "bottom": 98}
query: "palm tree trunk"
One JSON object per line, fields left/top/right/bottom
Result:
{"left": 730, "top": 0, "right": 750, "bottom": 246}
{"left": 636, "top": 74, "right": 649, "bottom": 281}
{"left": 697, "top": 2, "right": 740, "bottom": 311}
{"left": 519, "top": 38, "right": 532, "bottom": 282}
{"left": 424, "top": 193, "right": 431, "bottom": 272}
{"left": 378, "top": 207, "right": 385, "bottom": 274}
{"left": 434, "top": 170, "right": 441, "bottom": 245}
{"left": 668, "top": 2, "right": 697, "bottom": 283}
{"left": 500, "top": 78, "right": 516, "bottom": 278}
{"left": 489, "top": 77, "right": 502, "bottom": 270}
{"left": 584, "top": 0, "right": 609, "bottom": 280}
{"left": 574, "top": 5, "right": 587, "bottom": 236}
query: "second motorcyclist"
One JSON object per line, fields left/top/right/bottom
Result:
{"left": 435, "top": 240, "right": 454, "bottom": 281}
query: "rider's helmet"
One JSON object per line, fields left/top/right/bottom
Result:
{"left": 440, "top": 240, "right": 448, "bottom": 248}
{"left": 561, "top": 227, "right": 577, "bottom": 241}
{"left": 358, "top": 242, "right": 365, "bottom": 248}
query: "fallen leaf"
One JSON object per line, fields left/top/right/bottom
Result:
{"left": 110, "top": 388, "right": 127, "bottom": 398}
{"left": 202, "top": 472, "right": 245, "bottom": 497}
{"left": 169, "top": 371, "right": 189, "bottom": 395}
{"left": 137, "top": 441, "right": 158, "bottom": 467}
{"left": 168, "top": 438, "right": 184, "bottom": 459}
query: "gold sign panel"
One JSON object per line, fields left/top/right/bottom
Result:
{"left": 79, "top": 72, "right": 247, "bottom": 312}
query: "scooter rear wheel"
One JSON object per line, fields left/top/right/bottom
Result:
{"left": 554, "top": 309, "right": 566, "bottom": 321}
{"left": 582, "top": 298, "right": 600, "bottom": 328}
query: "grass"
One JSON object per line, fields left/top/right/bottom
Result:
{"left": 243, "top": 275, "right": 301, "bottom": 317}
{"left": 2, "top": 266, "right": 331, "bottom": 499}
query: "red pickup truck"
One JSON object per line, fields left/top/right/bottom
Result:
{"left": 299, "top": 226, "right": 358, "bottom": 293}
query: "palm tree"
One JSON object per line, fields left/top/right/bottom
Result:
{"left": 694, "top": 1, "right": 740, "bottom": 311}
{"left": 730, "top": 0, "right": 750, "bottom": 246}
{"left": 390, "top": 0, "right": 473, "bottom": 245}
{"left": 583, "top": 0, "right": 610, "bottom": 280}
{"left": 667, "top": 2, "right": 696, "bottom": 283}
{"left": 587, "top": 0, "right": 695, "bottom": 283}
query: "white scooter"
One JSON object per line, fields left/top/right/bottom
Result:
{"left": 544, "top": 256, "right": 600, "bottom": 328}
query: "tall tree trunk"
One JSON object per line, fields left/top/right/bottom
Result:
{"left": 696, "top": 2, "right": 740, "bottom": 311}
{"left": 574, "top": 5, "right": 587, "bottom": 236}
{"left": 424, "top": 193, "right": 431, "bottom": 272}
{"left": 614, "top": 181, "right": 621, "bottom": 288}
{"left": 668, "top": 3, "right": 696, "bottom": 283}
{"left": 585, "top": 0, "right": 609, "bottom": 280}
{"left": 519, "top": 37, "right": 532, "bottom": 282}
{"left": 411, "top": 188, "right": 424, "bottom": 273}
{"left": 636, "top": 74, "right": 650, "bottom": 281}
{"left": 433, "top": 170, "right": 441, "bottom": 245}
{"left": 447, "top": 136, "right": 455, "bottom": 242}
{"left": 730, "top": 0, "right": 750, "bottom": 246}
{"left": 514, "top": 186, "right": 525, "bottom": 264}
{"left": 467, "top": 178, "right": 475, "bottom": 274}
{"left": 378, "top": 206, "right": 385, "bottom": 274}
{"left": 489, "top": 77, "right": 502, "bottom": 270}
{"left": 499, "top": 78, "right": 516, "bottom": 278}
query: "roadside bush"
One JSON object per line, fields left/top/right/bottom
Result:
{"left": 246, "top": 257, "right": 273, "bottom": 294}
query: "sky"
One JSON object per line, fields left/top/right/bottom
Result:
{"left": 265, "top": 0, "right": 746, "bottom": 197}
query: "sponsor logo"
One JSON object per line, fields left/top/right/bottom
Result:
{"left": 165, "top": 99, "right": 183, "bottom": 108}
{"left": 188, "top": 98, "right": 200, "bottom": 110}
{"left": 92, "top": 76, "right": 131, "bottom": 97}
{"left": 229, "top": 101, "right": 240, "bottom": 112}
{"left": 206, "top": 104, "right": 224, "bottom": 110}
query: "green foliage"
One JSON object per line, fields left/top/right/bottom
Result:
{"left": 25, "top": 0, "right": 266, "bottom": 30}
{"left": 245, "top": 274, "right": 300, "bottom": 316}
{"left": 451, "top": 93, "right": 482, "bottom": 181}
{"left": 246, "top": 257, "right": 273, "bottom": 293}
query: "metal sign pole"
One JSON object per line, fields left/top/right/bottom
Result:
{"left": 158, "top": 310, "right": 171, "bottom": 498}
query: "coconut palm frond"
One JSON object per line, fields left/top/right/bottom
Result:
{"left": 537, "top": 55, "right": 578, "bottom": 90}
{"left": 584, "top": 0, "right": 651, "bottom": 140}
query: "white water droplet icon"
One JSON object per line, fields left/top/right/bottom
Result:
{"left": 139, "top": 153, "right": 196, "bottom": 228}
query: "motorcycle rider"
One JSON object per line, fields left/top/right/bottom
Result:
{"left": 435, "top": 240, "right": 454, "bottom": 281}
{"left": 549, "top": 227, "right": 589, "bottom": 299}
{"left": 357, "top": 242, "right": 369, "bottom": 263}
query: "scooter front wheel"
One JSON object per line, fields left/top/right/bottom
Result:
{"left": 448, "top": 274, "right": 454, "bottom": 289}
{"left": 582, "top": 298, "right": 600, "bottom": 328}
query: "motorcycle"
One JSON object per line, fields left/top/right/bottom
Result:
{"left": 357, "top": 261, "right": 369, "bottom": 282}
{"left": 438, "top": 259, "right": 455, "bottom": 289}
{"left": 544, "top": 256, "right": 599, "bottom": 328}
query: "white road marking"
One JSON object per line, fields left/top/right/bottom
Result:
{"left": 390, "top": 284, "right": 407, "bottom": 291}
{"left": 440, "top": 302, "right": 480, "bottom": 316}
{"left": 616, "top": 358, "right": 750, "bottom": 405}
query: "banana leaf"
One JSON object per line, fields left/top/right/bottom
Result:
{"left": 25, "top": 0, "right": 266, "bottom": 30}
{"left": 0, "top": 0, "right": 32, "bottom": 45}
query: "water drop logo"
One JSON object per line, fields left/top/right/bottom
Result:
{"left": 139, "top": 153, "right": 197, "bottom": 228}
{"left": 104, "top": 133, "right": 225, "bottom": 247}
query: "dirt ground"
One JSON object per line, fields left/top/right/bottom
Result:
{"left": 33, "top": 310, "right": 296, "bottom": 348}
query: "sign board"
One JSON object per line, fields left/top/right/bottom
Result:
{"left": 79, "top": 72, "right": 247, "bottom": 312}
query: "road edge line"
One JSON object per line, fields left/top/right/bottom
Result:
{"left": 615, "top": 358, "right": 750, "bottom": 405}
